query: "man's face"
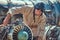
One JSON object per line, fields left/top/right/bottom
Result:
{"left": 35, "top": 9, "right": 42, "bottom": 16}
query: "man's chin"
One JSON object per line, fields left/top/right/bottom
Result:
{"left": 35, "top": 14, "right": 40, "bottom": 16}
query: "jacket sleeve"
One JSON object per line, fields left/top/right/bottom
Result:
{"left": 11, "top": 7, "right": 26, "bottom": 15}
{"left": 12, "top": 6, "right": 33, "bottom": 16}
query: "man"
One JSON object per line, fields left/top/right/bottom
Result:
{"left": 0, "top": 2, "right": 46, "bottom": 40}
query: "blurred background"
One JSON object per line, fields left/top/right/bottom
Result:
{"left": 0, "top": 0, "right": 60, "bottom": 40}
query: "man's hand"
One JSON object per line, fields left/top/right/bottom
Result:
{"left": 0, "top": 24, "right": 5, "bottom": 27}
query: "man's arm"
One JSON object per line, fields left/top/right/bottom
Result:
{"left": 3, "top": 13, "right": 11, "bottom": 26}
{"left": 0, "top": 7, "right": 25, "bottom": 26}
{"left": 1, "top": 6, "right": 33, "bottom": 26}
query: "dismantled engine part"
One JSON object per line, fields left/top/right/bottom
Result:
{"left": 8, "top": 14, "right": 33, "bottom": 40}
{"left": 46, "top": 25, "right": 60, "bottom": 40}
